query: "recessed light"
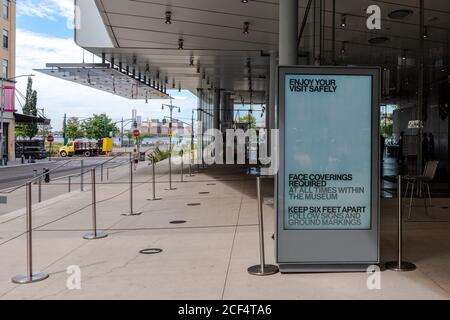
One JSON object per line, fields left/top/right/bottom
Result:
{"left": 368, "top": 36, "right": 389, "bottom": 44}
{"left": 388, "top": 9, "right": 413, "bottom": 20}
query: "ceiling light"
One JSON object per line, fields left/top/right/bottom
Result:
{"left": 243, "top": 22, "right": 250, "bottom": 35}
{"left": 340, "top": 41, "right": 346, "bottom": 54}
{"left": 178, "top": 38, "right": 184, "bottom": 50}
{"left": 341, "top": 14, "right": 347, "bottom": 27}
{"left": 423, "top": 26, "right": 428, "bottom": 38}
{"left": 388, "top": 9, "right": 413, "bottom": 20}
{"left": 165, "top": 11, "right": 172, "bottom": 24}
{"left": 242, "top": 0, "right": 249, "bottom": 3}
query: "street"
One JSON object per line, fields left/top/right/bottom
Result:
{"left": 0, "top": 156, "right": 132, "bottom": 216}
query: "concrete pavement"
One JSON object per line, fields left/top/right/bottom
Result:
{"left": 0, "top": 160, "right": 450, "bottom": 299}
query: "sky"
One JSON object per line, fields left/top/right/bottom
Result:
{"left": 14, "top": 0, "right": 199, "bottom": 131}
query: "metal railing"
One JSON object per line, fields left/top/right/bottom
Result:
{"left": 8, "top": 144, "right": 211, "bottom": 285}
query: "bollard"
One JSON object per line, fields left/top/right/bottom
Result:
{"left": 107, "top": 167, "right": 110, "bottom": 180}
{"left": 385, "top": 175, "right": 416, "bottom": 272}
{"left": 101, "top": 164, "right": 104, "bottom": 182}
{"left": 68, "top": 176, "right": 71, "bottom": 193}
{"left": 247, "top": 176, "right": 279, "bottom": 276}
{"left": 83, "top": 169, "right": 108, "bottom": 240}
{"left": 11, "top": 182, "right": 49, "bottom": 284}
{"left": 80, "top": 160, "right": 84, "bottom": 192}
{"left": 122, "top": 161, "right": 143, "bottom": 216}
{"left": 147, "top": 161, "right": 161, "bottom": 201}
{"left": 38, "top": 178, "right": 42, "bottom": 203}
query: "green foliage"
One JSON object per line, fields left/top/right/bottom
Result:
{"left": 381, "top": 123, "right": 393, "bottom": 138}
{"left": 66, "top": 117, "right": 84, "bottom": 141}
{"left": 239, "top": 114, "right": 257, "bottom": 129}
{"left": 15, "top": 77, "right": 39, "bottom": 139}
{"left": 147, "top": 147, "right": 170, "bottom": 164}
{"left": 81, "top": 114, "right": 118, "bottom": 140}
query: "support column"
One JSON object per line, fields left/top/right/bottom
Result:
{"left": 228, "top": 98, "right": 235, "bottom": 128}
{"left": 220, "top": 92, "right": 227, "bottom": 132}
{"left": 269, "top": 52, "right": 278, "bottom": 132}
{"left": 213, "top": 89, "right": 221, "bottom": 130}
{"left": 417, "top": 0, "right": 424, "bottom": 174}
{"left": 279, "top": 0, "right": 299, "bottom": 65}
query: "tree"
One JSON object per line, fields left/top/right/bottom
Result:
{"left": 37, "top": 125, "right": 52, "bottom": 138}
{"left": 239, "top": 114, "right": 257, "bottom": 129}
{"left": 81, "top": 114, "right": 118, "bottom": 140}
{"left": 381, "top": 123, "right": 393, "bottom": 138}
{"left": 66, "top": 117, "right": 84, "bottom": 140}
{"left": 15, "top": 77, "right": 39, "bottom": 139}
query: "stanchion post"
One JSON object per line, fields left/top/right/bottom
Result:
{"left": 166, "top": 147, "right": 176, "bottom": 190}
{"left": 385, "top": 175, "right": 416, "bottom": 272}
{"left": 83, "top": 169, "right": 107, "bottom": 240}
{"left": 148, "top": 160, "right": 161, "bottom": 201}
{"left": 101, "top": 164, "right": 104, "bottom": 182}
{"left": 247, "top": 176, "right": 279, "bottom": 276}
{"left": 122, "top": 160, "right": 143, "bottom": 216}
{"left": 11, "top": 182, "right": 49, "bottom": 284}
{"left": 68, "top": 176, "right": 71, "bottom": 193}
{"left": 181, "top": 152, "right": 184, "bottom": 183}
{"left": 38, "top": 177, "right": 42, "bottom": 203}
{"left": 80, "top": 160, "right": 84, "bottom": 192}
{"left": 189, "top": 155, "right": 192, "bottom": 177}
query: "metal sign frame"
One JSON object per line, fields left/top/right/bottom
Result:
{"left": 276, "top": 66, "right": 380, "bottom": 273}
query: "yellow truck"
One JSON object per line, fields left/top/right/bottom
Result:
{"left": 59, "top": 138, "right": 113, "bottom": 157}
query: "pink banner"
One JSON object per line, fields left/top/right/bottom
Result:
{"left": 2, "top": 86, "right": 15, "bottom": 112}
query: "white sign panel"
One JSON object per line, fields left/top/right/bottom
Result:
{"left": 284, "top": 74, "right": 373, "bottom": 230}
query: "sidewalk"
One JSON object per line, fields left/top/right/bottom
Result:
{"left": 0, "top": 160, "right": 450, "bottom": 299}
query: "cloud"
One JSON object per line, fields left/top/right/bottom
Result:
{"left": 17, "top": 0, "right": 74, "bottom": 22}
{"left": 15, "top": 28, "right": 197, "bottom": 131}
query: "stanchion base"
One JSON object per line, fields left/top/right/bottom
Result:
{"left": 83, "top": 232, "right": 108, "bottom": 240}
{"left": 147, "top": 198, "right": 162, "bottom": 201}
{"left": 12, "top": 272, "right": 49, "bottom": 284}
{"left": 247, "top": 264, "right": 279, "bottom": 276}
{"left": 122, "top": 211, "right": 143, "bottom": 216}
{"left": 164, "top": 188, "right": 177, "bottom": 191}
{"left": 384, "top": 261, "right": 416, "bottom": 272}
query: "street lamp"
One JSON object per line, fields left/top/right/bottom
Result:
{"left": 162, "top": 99, "right": 181, "bottom": 190}
{"left": 1, "top": 74, "right": 35, "bottom": 166}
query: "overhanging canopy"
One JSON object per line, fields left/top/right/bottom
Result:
{"left": 14, "top": 113, "right": 51, "bottom": 125}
